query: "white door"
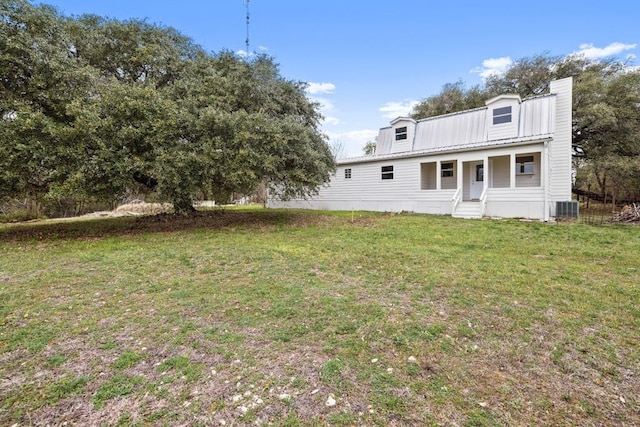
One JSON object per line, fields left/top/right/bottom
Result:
{"left": 470, "top": 161, "right": 484, "bottom": 200}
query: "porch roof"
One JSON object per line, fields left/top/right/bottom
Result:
{"left": 337, "top": 134, "right": 553, "bottom": 166}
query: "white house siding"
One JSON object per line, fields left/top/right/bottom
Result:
{"left": 548, "top": 77, "right": 573, "bottom": 215}
{"left": 272, "top": 79, "right": 572, "bottom": 220}
{"left": 485, "top": 188, "right": 545, "bottom": 218}
{"left": 489, "top": 156, "right": 510, "bottom": 188}
{"left": 389, "top": 118, "right": 415, "bottom": 153}
{"left": 392, "top": 138, "right": 412, "bottom": 154}
{"left": 272, "top": 142, "right": 549, "bottom": 218}
{"left": 271, "top": 156, "right": 455, "bottom": 214}
{"left": 486, "top": 98, "right": 520, "bottom": 141}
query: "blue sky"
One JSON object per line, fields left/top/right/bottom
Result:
{"left": 40, "top": 0, "right": 639, "bottom": 157}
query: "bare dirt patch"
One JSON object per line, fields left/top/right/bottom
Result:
{"left": 0, "top": 209, "right": 342, "bottom": 242}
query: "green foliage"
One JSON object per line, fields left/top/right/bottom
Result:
{"left": 157, "top": 356, "right": 203, "bottom": 382}
{"left": 112, "top": 349, "right": 144, "bottom": 369}
{"left": 92, "top": 374, "right": 143, "bottom": 408}
{"left": 319, "top": 358, "right": 346, "bottom": 386}
{"left": 363, "top": 140, "right": 377, "bottom": 156}
{"left": 1, "top": 1, "right": 335, "bottom": 215}
{"left": 45, "top": 354, "right": 68, "bottom": 367}
{"left": 411, "top": 80, "right": 486, "bottom": 118}
{"left": 46, "top": 376, "right": 90, "bottom": 403}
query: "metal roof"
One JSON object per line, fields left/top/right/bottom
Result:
{"left": 369, "top": 93, "right": 556, "bottom": 158}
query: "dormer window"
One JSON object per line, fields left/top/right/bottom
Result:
{"left": 493, "top": 106, "right": 512, "bottom": 125}
{"left": 395, "top": 127, "right": 408, "bottom": 141}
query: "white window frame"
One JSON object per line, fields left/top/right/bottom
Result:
{"left": 493, "top": 106, "right": 512, "bottom": 125}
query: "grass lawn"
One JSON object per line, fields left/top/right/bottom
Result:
{"left": 1, "top": 209, "right": 638, "bottom": 426}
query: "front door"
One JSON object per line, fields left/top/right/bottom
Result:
{"left": 470, "top": 161, "right": 484, "bottom": 200}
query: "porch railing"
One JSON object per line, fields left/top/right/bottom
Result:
{"left": 452, "top": 187, "right": 462, "bottom": 214}
{"left": 480, "top": 186, "right": 488, "bottom": 217}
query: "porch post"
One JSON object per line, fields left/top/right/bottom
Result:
{"left": 483, "top": 156, "right": 489, "bottom": 192}
{"left": 457, "top": 159, "right": 464, "bottom": 195}
{"left": 510, "top": 153, "right": 516, "bottom": 188}
{"left": 436, "top": 161, "right": 442, "bottom": 190}
{"left": 543, "top": 141, "right": 550, "bottom": 221}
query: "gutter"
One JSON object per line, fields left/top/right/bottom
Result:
{"left": 338, "top": 134, "right": 554, "bottom": 166}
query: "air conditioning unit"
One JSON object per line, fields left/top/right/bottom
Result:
{"left": 556, "top": 201, "right": 579, "bottom": 218}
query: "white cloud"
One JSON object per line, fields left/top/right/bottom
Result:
{"left": 236, "top": 45, "right": 269, "bottom": 58}
{"left": 312, "top": 96, "right": 334, "bottom": 112}
{"left": 236, "top": 49, "right": 253, "bottom": 58}
{"left": 573, "top": 42, "right": 637, "bottom": 60}
{"left": 470, "top": 56, "right": 514, "bottom": 80}
{"left": 307, "top": 93, "right": 339, "bottom": 125}
{"left": 323, "top": 116, "right": 341, "bottom": 125}
{"left": 306, "top": 82, "right": 336, "bottom": 95}
{"left": 379, "top": 100, "right": 419, "bottom": 119}
{"left": 305, "top": 82, "right": 338, "bottom": 124}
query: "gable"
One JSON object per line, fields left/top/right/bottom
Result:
{"left": 485, "top": 94, "right": 521, "bottom": 140}
{"left": 389, "top": 117, "right": 416, "bottom": 153}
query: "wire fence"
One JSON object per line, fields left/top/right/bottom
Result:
{"left": 577, "top": 197, "right": 640, "bottom": 225}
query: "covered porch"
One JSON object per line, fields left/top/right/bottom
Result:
{"left": 420, "top": 149, "right": 545, "bottom": 218}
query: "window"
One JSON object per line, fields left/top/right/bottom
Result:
{"left": 395, "top": 126, "right": 407, "bottom": 141}
{"left": 381, "top": 165, "right": 394, "bottom": 180}
{"left": 441, "top": 162, "right": 454, "bottom": 177}
{"left": 344, "top": 168, "right": 352, "bottom": 179}
{"left": 516, "top": 155, "right": 534, "bottom": 174}
{"left": 476, "top": 164, "right": 484, "bottom": 182}
{"left": 493, "top": 106, "right": 512, "bottom": 125}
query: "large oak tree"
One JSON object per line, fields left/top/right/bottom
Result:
{"left": 1, "top": 0, "right": 335, "bottom": 215}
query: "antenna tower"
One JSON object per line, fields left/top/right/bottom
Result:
{"left": 243, "top": 0, "right": 250, "bottom": 53}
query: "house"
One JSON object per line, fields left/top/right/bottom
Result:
{"left": 270, "top": 77, "right": 574, "bottom": 220}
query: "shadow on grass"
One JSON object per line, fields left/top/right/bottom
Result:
{"left": 0, "top": 209, "right": 331, "bottom": 242}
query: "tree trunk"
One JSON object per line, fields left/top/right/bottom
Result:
{"left": 173, "top": 198, "right": 196, "bottom": 214}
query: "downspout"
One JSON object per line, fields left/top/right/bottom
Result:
{"left": 543, "top": 140, "right": 550, "bottom": 221}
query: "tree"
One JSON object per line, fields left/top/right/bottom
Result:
{"left": 571, "top": 63, "right": 640, "bottom": 200}
{"left": 1, "top": 1, "right": 335, "bottom": 215}
{"left": 149, "top": 52, "right": 335, "bottom": 212}
{"left": 0, "top": 0, "right": 98, "bottom": 215}
{"left": 329, "top": 139, "right": 346, "bottom": 160}
{"left": 411, "top": 81, "right": 485, "bottom": 119}
{"left": 363, "top": 139, "right": 376, "bottom": 156}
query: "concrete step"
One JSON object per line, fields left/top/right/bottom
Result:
{"left": 452, "top": 202, "right": 482, "bottom": 219}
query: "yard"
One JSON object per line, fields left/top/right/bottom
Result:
{"left": 1, "top": 209, "right": 638, "bottom": 426}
